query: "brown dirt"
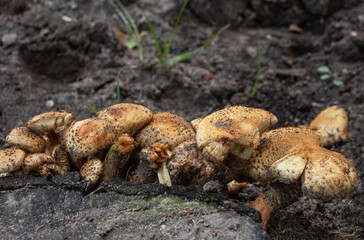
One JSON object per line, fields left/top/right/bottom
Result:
{"left": 0, "top": 0, "right": 363, "bottom": 239}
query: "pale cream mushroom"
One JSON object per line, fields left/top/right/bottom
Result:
{"left": 6, "top": 127, "right": 46, "bottom": 153}
{"left": 196, "top": 106, "right": 278, "bottom": 166}
{"left": 0, "top": 148, "right": 26, "bottom": 175}
{"left": 98, "top": 103, "right": 153, "bottom": 136}
{"left": 27, "top": 110, "right": 75, "bottom": 154}
{"left": 309, "top": 106, "right": 351, "bottom": 147}
{"left": 22, "top": 153, "right": 55, "bottom": 174}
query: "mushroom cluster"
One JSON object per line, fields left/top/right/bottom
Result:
{"left": 0, "top": 104, "right": 358, "bottom": 229}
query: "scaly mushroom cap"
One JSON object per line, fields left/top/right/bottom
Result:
{"left": 196, "top": 106, "right": 278, "bottom": 165}
{"left": 309, "top": 106, "right": 351, "bottom": 147}
{"left": 98, "top": 103, "right": 153, "bottom": 136}
{"left": 6, "top": 127, "right": 46, "bottom": 153}
{"left": 63, "top": 118, "right": 116, "bottom": 158}
{"left": 0, "top": 148, "right": 26, "bottom": 174}
{"left": 190, "top": 117, "right": 204, "bottom": 131}
{"left": 80, "top": 158, "right": 104, "bottom": 186}
{"left": 167, "top": 139, "right": 215, "bottom": 185}
{"left": 135, "top": 112, "right": 195, "bottom": 150}
{"left": 246, "top": 127, "right": 321, "bottom": 183}
{"left": 22, "top": 153, "right": 55, "bottom": 174}
{"left": 301, "top": 145, "right": 358, "bottom": 199}
{"left": 27, "top": 110, "right": 75, "bottom": 132}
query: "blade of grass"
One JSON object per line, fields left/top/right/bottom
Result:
{"left": 161, "top": 0, "right": 190, "bottom": 64}
{"left": 116, "top": 66, "right": 126, "bottom": 104}
{"left": 252, "top": 38, "right": 261, "bottom": 96}
{"left": 105, "top": 137, "right": 124, "bottom": 179}
{"left": 145, "top": 15, "right": 162, "bottom": 59}
{"left": 109, "top": 0, "right": 143, "bottom": 60}
{"left": 89, "top": 105, "right": 98, "bottom": 115}
{"left": 166, "top": 24, "right": 230, "bottom": 67}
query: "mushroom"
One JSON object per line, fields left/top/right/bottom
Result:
{"left": 63, "top": 118, "right": 116, "bottom": 162}
{"left": 132, "top": 112, "right": 196, "bottom": 185}
{"left": 227, "top": 180, "right": 248, "bottom": 195}
{"left": 27, "top": 110, "right": 75, "bottom": 154}
{"left": 196, "top": 106, "right": 278, "bottom": 166}
{"left": 22, "top": 153, "right": 55, "bottom": 174}
{"left": 102, "top": 134, "right": 137, "bottom": 182}
{"left": 6, "top": 127, "right": 46, "bottom": 153}
{"left": 80, "top": 158, "right": 104, "bottom": 187}
{"left": 98, "top": 103, "right": 153, "bottom": 136}
{"left": 167, "top": 139, "right": 215, "bottom": 186}
{"left": 246, "top": 127, "right": 358, "bottom": 229}
{"left": 0, "top": 148, "right": 26, "bottom": 175}
{"left": 309, "top": 106, "right": 351, "bottom": 147}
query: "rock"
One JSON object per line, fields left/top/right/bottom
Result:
{"left": 0, "top": 179, "right": 270, "bottom": 240}
{"left": 1, "top": 33, "right": 17, "bottom": 47}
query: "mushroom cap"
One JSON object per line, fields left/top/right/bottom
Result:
{"left": 98, "top": 103, "right": 153, "bottom": 136}
{"left": 23, "top": 153, "right": 55, "bottom": 173}
{"left": 190, "top": 117, "right": 204, "bottom": 131}
{"left": 309, "top": 106, "right": 350, "bottom": 147}
{"left": 0, "top": 148, "right": 26, "bottom": 174}
{"left": 246, "top": 127, "right": 321, "bottom": 183}
{"left": 135, "top": 112, "right": 195, "bottom": 150}
{"left": 301, "top": 145, "right": 358, "bottom": 199}
{"left": 196, "top": 106, "right": 278, "bottom": 164}
{"left": 27, "top": 110, "right": 75, "bottom": 132}
{"left": 63, "top": 118, "right": 116, "bottom": 158}
{"left": 80, "top": 158, "right": 103, "bottom": 186}
{"left": 167, "top": 139, "right": 215, "bottom": 185}
{"left": 6, "top": 127, "right": 46, "bottom": 153}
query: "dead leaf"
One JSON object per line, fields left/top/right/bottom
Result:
{"left": 113, "top": 24, "right": 127, "bottom": 45}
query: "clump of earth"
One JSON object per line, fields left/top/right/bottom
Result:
{"left": 0, "top": 0, "right": 363, "bottom": 239}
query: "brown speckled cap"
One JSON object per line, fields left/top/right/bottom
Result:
{"left": 196, "top": 105, "right": 278, "bottom": 164}
{"left": 0, "top": 148, "right": 26, "bottom": 174}
{"left": 135, "top": 112, "right": 195, "bottom": 150}
{"left": 98, "top": 103, "right": 153, "bottom": 136}
{"left": 6, "top": 127, "right": 46, "bottom": 153}
{"left": 246, "top": 127, "right": 321, "bottom": 183}
{"left": 309, "top": 106, "right": 351, "bottom": 147}
{"left": 63, "top": 118, "right": 116, "bottom": 158}
{"left": 80, "top": 158, "right": 103, "bottom": 186}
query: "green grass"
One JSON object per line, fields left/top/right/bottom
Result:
{"left": 252, "top": 38, "right": 261, "bottom": 95}
{"left": 89, "top": 105, "right": 98, "bottom": 115}
{"left": 109, "top": 0, "right": 143, "bottom": 61}
{"left": 145, "top": 0, "right": 230, "bottom": 68}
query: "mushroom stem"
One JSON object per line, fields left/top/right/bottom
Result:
{"left": 251, "top": 183, "right": 302, "bottom": 229}
{"left": 250, "top": 194, "right": 272, "bottom": 230}
{"left": 157, "top": 161, "right": 172, "bottom": 187}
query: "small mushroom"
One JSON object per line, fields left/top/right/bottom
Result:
{"left": 0, "top": 148, "right": 26, "bottom": 174}
{"left": 6, "top": 127, "right": 46, "bottom": 153}
{"left": 227, "top": 180, "right": 248, "bottom": 195}
{"left": 135, "top": 112, "right": 195, "bottom": 150}
{"left": 98, "top": 103, "right": 153, "bottom": 136}
{"left": 63, "top": 118, "right": 116, "bottom": 159}
{"left": 27, "top": 110, "right": 75, "bottom": 154}
{"left": 131, "top": 142, "right": 173, "bottom": 186}
{"left": 102, "top": 134, "right": 137, "bottom": 181}
{"left": 80, "top": 158, "right": 104, "bottom": 187}
{"left": 22, "top": 153, "right": 55, "bottom": 174}
{"left": 133, "top": 112, "right": 195, "bottom": 185}
{"left": 196, "top": 106, "right": 278, "bottom": 166}
{"left": 309, "top": 106, "right": 351, "bottom": 147}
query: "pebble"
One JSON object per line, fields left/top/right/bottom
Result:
{"left": 1, "top": 33, "right": 17, "bottom": 47}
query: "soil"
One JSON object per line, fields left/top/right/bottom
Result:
{"left": 0, "top": 0, "right": 363, "bottom": 239}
